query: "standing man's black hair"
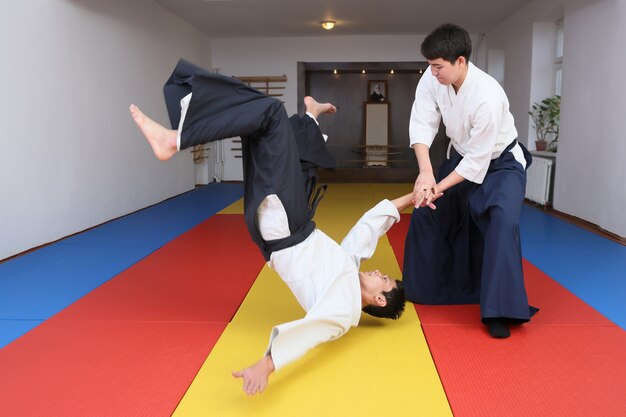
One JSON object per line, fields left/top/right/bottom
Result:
{"left": 421, "top": 23, "right": 472, "bottom": 64}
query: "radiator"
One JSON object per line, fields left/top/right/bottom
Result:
{"left": 525, "top": 157, "right": 553, "bottom": 205}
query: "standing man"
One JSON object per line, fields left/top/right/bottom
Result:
{"left": 403, "top": 23, "right": 536, "bottom": 338}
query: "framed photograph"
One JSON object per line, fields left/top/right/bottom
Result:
{"left": 367, "top": 80, "right": 387, "bottom": 102}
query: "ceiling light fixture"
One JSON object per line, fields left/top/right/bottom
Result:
{"left": 321, "top": 21, "right": 336, "bottom": 30}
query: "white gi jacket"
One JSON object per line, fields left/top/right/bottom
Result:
{"left": 265, "top": 199, "right": 401, "bottom": 371}
{"left": 409, "top": 62, "right": 525, "bottom": 184}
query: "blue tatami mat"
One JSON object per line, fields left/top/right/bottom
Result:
{"left": 0, "top": 183, "right": 243, "bottom": 348}
{"left": 521, "top": 205, "right": 626, "bottom": 328}
{"left": 0, "top": 244, "right": 149, "bottom": 319}
{"left": 61, "top": 183, "right": 244, "bottom": 246}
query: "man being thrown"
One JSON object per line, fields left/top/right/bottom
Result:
{"left": 129, "top": 59, "right": 415, "bottom": 395}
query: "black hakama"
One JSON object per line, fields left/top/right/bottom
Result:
{"left": 162, "top": 59, "right": 335, "bottom": 261}
{"left": 402, "top": 141, "right": 534, "bottom": 322}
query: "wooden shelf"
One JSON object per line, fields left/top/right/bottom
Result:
{"left": 235, "top": 76, "right": 287, "bottom": 98}
{"left": 235, "top": 76, "right": 287, "bottom": 83}
{"left": 347, "top": 144, "right": 407, "bottom": 167}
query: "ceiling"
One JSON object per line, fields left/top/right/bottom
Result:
{"left": 154, "top": 0, "right": 531, "bottom": 38}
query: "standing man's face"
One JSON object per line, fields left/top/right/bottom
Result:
{"left": 427, "top": 57, "right": 465, "bottom": 86}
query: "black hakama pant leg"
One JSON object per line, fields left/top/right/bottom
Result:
{"left": 162, "top": 59, "right": 310, "bottom": 260}
{"left": 288, "top": 114, "right": 336, "bottom": 170}
{"left": 469, "top": 148, "right": 532, "bottom": 322}
{"left": 162, "top": 59, "right": 334, "bottom": 261}
{"left": 402, "top": 153, "right": 483, "bottom": 305}
{"left": 403, "top": 141, "right": 533, "bottom": 322}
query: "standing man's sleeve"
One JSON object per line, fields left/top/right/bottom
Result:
{"left": 409, "top": 69, "right": 441, "bottom": 148}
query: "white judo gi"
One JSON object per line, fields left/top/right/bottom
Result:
{"left": 409, "top": 61, "right": 526, "bottom": 183}
{"left": 256, "top": 196, "right": 401, "bottom": 371}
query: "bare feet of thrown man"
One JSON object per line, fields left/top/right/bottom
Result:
{"left": 129, "top": 104, "right": 178, "bottom": 161}
{"left": 304, "top": 96, "right": 337, "bottom": 119}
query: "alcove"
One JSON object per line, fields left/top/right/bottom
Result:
{"left": 298, "top": 62, "right": 449, "bottom": 182}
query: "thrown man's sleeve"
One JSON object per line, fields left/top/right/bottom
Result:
{"left": 340, "top": 199, "right": 401, "bottom": 268}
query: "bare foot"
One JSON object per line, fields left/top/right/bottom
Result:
{"left": 304, "top": 96, "right": 337, "bottom": 119}
{"left": 129, "top": 104, "right": 178, "bottom": 161}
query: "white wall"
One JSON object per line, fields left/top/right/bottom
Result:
{"left": 487, "top": 0, "right": 626, "bottom": 237}
{"left": 0, "top": 0, "right": 211, "bottom": 260}
{"left": 211, "top": 34, "right": 486, "bottom": 115}
{"left": 555, "top": 0, "right": 626, "bottom": 236}
{"left": 487, "top": 49, "right": 506, "bottom": 85}
{"left": 486, "top": 10, "right": 535, "bottom": 146}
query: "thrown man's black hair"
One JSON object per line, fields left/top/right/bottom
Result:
{"left": 362, "top": 279, "right": 405, "bottom": 320}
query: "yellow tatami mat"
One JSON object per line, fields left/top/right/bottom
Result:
{"left": 174, "top": 184, "right": 452, "bottom": 416}
{"left": 218, "top": 197, "right": 244, "bottom": 214}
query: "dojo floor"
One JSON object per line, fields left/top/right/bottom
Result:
{"left": 1, "top": 183, "right": 624, "bottom": 417}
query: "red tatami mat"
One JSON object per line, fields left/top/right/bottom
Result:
{"left": 412, "top": 260, "right": 615, "bottom": 327}
{"left": 389, "top": 214, "right": 626, "bottom": 416}
{"left": 0, "top": 214, "right": 266, "bottom": 417}
{"left": 55, "top": 214, "right": 264, "bottom": 323}
{"left": 0, "top": 320, "right": 225, "bottom": 417}
{"left": 423, "top": 324, "right": 626, "bottom": 417}
{"left": 386, "top": 213, "right": 409, "bottom": 269}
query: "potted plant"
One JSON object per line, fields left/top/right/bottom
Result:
{"left": 529, "top": 95, "right": 560, "bottom": 151}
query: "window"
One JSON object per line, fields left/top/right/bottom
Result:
{"left": 554, "top": 20, "right": 564, "bottom": 96}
